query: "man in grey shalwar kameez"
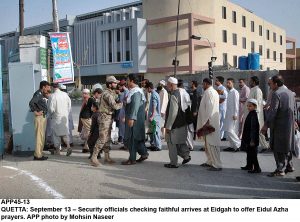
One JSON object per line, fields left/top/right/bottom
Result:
{"left": 164, "top": 77, "right": 191, "bottom": 168}
{"left": 122, "top": 74, "right": 149, "bottom": 165}
{"left": 262, "top": 75, "right": 295, "bottom": 177}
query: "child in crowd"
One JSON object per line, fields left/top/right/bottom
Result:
{"left": 241, "top": 99, "right": 261, "bottom": 173}
{"left": 87, "top": 101, "right": 101, "bottom": 159}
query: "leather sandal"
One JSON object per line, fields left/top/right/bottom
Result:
{"left": 121, "top": 160, "right": 136, "bottom": 165}
{"left": 164, "top": 163, "right": 178, "bottom": 168}
{"left": 136, "top": 156, "right": 148, "bottom": 163}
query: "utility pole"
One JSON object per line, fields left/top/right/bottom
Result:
{"left": 19, "top": 0, "right": 24, "bottom": 36}
{"left": 52, "top": 0, "right": 60, "bottom": 32}
{"left": 173, "top": 0, "right": 181, "bottom": 77}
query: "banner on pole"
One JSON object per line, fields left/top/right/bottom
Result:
{"left": 49, "top": 32, "right": 74, "bottom": 84}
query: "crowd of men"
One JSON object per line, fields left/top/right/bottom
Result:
{"left": 29, "top": 74, "right": 300, "bottom": 181}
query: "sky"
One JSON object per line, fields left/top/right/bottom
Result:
{"left": 0, "top": 0, "right": 299, "bottom": 47}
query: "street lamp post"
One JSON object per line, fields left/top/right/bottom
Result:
{"left": 190, "top": 35, "right": 217, "bottom": 81}
{"left": 173, "top": 0, "right": 181, "bottom": 77}
{"left": 52, "top": 0, "right": 60, "bottom": 32}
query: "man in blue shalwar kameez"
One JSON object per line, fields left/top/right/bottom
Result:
{"left": 122, "top": 74, "right": 149, "bottom": 165}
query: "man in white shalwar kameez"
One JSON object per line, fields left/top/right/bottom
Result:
{"left": 48, "top": 83, "right": 72, "bottom": 156}
{"left": 223, "top": 78, "right": 241, "bottom": 152}
{"left": 215, "top": 76, "right": 228, "bottom": 140}
{"left": 244, "top": 76, "right": 269, "bottom": 150}
{"left": 197, "top": 78, "right": 222, "bottom": 171}
{"left": 159, "top": 80, "right": 169, "bottom": 139}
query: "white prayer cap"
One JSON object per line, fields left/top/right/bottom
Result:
{"left": 92, "top": 83, "right": 103, "bottom": 91}
{"left": 159, "top": 80, "right": 166, "bottom": 86}
{"left": 82, "top": 88, "right": 90, "bottom": 94}
{"left": 59, "top": 84, "right": 66, "bottom": 90}
{"left": 247, "top": 98, "right": 258, "bottom": 107}
{"left": 168, "top": 77, "right": 178, "bottom": 85}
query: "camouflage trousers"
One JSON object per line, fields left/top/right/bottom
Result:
{"left": 94, "top": 113, "right": 113, "bottom": 154}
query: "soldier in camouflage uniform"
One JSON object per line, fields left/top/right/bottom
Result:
{"left": 91, "top": 76, "right": 123, "bottom": 167}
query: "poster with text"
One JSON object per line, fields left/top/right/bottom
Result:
{"left": 49, "top": 32, "right": 74, "bottom": 84}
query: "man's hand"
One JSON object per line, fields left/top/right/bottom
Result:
{"left": 193, "top": 112, "right": 198, "bottom": 117}
{"left": 121, "top": 117, "right": 126, "bottom": 123}
{"left": 128, "top": 119, "right": 135, "bottom": 127}
{"left": 165, "top": 129, "right": 170, "bottom": 134}
{"left": 34, "top": 111, "right": 43, "bottom": 116}
{"left": 261, "top": 125, "right": 268, "bottom": 134}
{"left": 233, "top": 116, "right": 238, "bottom": 120}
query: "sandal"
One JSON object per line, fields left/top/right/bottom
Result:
{"left": 200, "top": 163, "right": 211, "bottom": 167}
{"left": 164, "top": 163, "right": 179, "bottom": 168}
{"left": 267, "top": 170, "right": 285, "bottom": 177}
{"left": 121, "top": 160, "right": 136, "bottom": 165}
{"left": 136, "top": 155, "right": 148, "bottom": 163}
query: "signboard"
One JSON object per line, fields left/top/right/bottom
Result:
{"left": 40, "top": 48, "right": 48, "bottom": 69}
{"left": 49, "top": 32, "right": 74, "bottom": 84}
{"left": 121, "top": 61, "right": 133, "bottom": 69}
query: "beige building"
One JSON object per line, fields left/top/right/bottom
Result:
{"left": 286, "top": 47, "right": 299, "bottom": 70}
{"left": 143, "top": 0, "right": 295, "bottom": 83}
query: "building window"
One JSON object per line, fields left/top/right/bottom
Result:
{"left": 223, "top": 53, "right": 228, "bottom": 65}
{"left": 266, "top": 30, "right": 270, "bottom": 40}
{"left": 242, "top": 16, "right": 246, "bottom": 27}
{"left": 222, "top": 6, "right": 227, "bottom": 19}
{"left": 116, "top": 14, "right": 121, "bottom": 22}
{"left": 222, "top": 30, "right": 227, "bottom": 43}
{"left": 102, "top": 31, "right": 107, "bottom": 63}
{"left": 280, "top": 53, "right": 283, "bottom": 63}
{"left": 251, "top": 41, "right": 255, "bottom": 53}
{"left": 242, "top": 37, "right": 246, "bottom": 49}
{"left": 108, "top": 15, "right": 112, "bottom": 23}
{"left": 232, "top": 33, "right": 237, "bottom": 45}
{"left": 232, "top": 11, "right": 237, "bottom": 23}
{"left": 233, "top": 56, "right": 238, "bottom": 68}
{"left": 125, "top": 27, "right": 132, "bottom": 61}
{"left": 267, "top": 49, "right": 270, "bottom": 59}
{"left": 260, "top": 65, "right": 263, "bottom": 70}
{"left": 259, "top": 45, "right": 263, "bottom": 56}
{"left": 280, "top": 35, "right": 283, "bottom": 45}
{"left": 108, "top": 30, "right": 113, "bottom": 62}
{"left": 125, "top": 12, "right": 130, "bottom": 20}
{"left": 273, "top": 51, "right": 276, "bottom": 61}
{"left": 259, "top": 25, "right": 263, "bottom": 36}
{"left": 273, "top": 32, "right": 276, "bottom": 43}
{"left": 116, "top": 29, "right": 121, "bottom": 62}
{"left": 251, "top": 21, "right": 255, "bottom": 32}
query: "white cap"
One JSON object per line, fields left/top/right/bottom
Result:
{"left": 168, "top": 77, "right": 178, "bottom": 85}
{"left": 159, "top": 80, "right": 166, "bottom": 86}
{"left": 92, "top": 83, "right": 103, "bottom": 91}
{"left": 59, "top": 84, "right": 66, "bottom": 90}
{"left": 247, "top": 98, "right": 258, "bottom": 107}
{"left": 82, "top": 89, "right": 90, "bottom": 94}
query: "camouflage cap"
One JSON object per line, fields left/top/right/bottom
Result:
{"left": 106, "top": 76, "right": 120, "bottom": 84}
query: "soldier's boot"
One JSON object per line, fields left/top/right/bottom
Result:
{"left": 104, "top": 152, "right": 115, "bottom": 164}
{"left": 90, "top": 147, "right": 100, "bottom": 167}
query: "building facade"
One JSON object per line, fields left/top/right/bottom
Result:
{"left": 0, "top": 1, "right": 145, "bottom": 84}
{"left": 0, "top": 0, "right": 296, "bottom": 85}
{"left": 144, "top": 0, "right": 294, "bottom": 83}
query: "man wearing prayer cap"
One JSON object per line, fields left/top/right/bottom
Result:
{"left": 164, "top": 77, "right": 191, "bottom": 168}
